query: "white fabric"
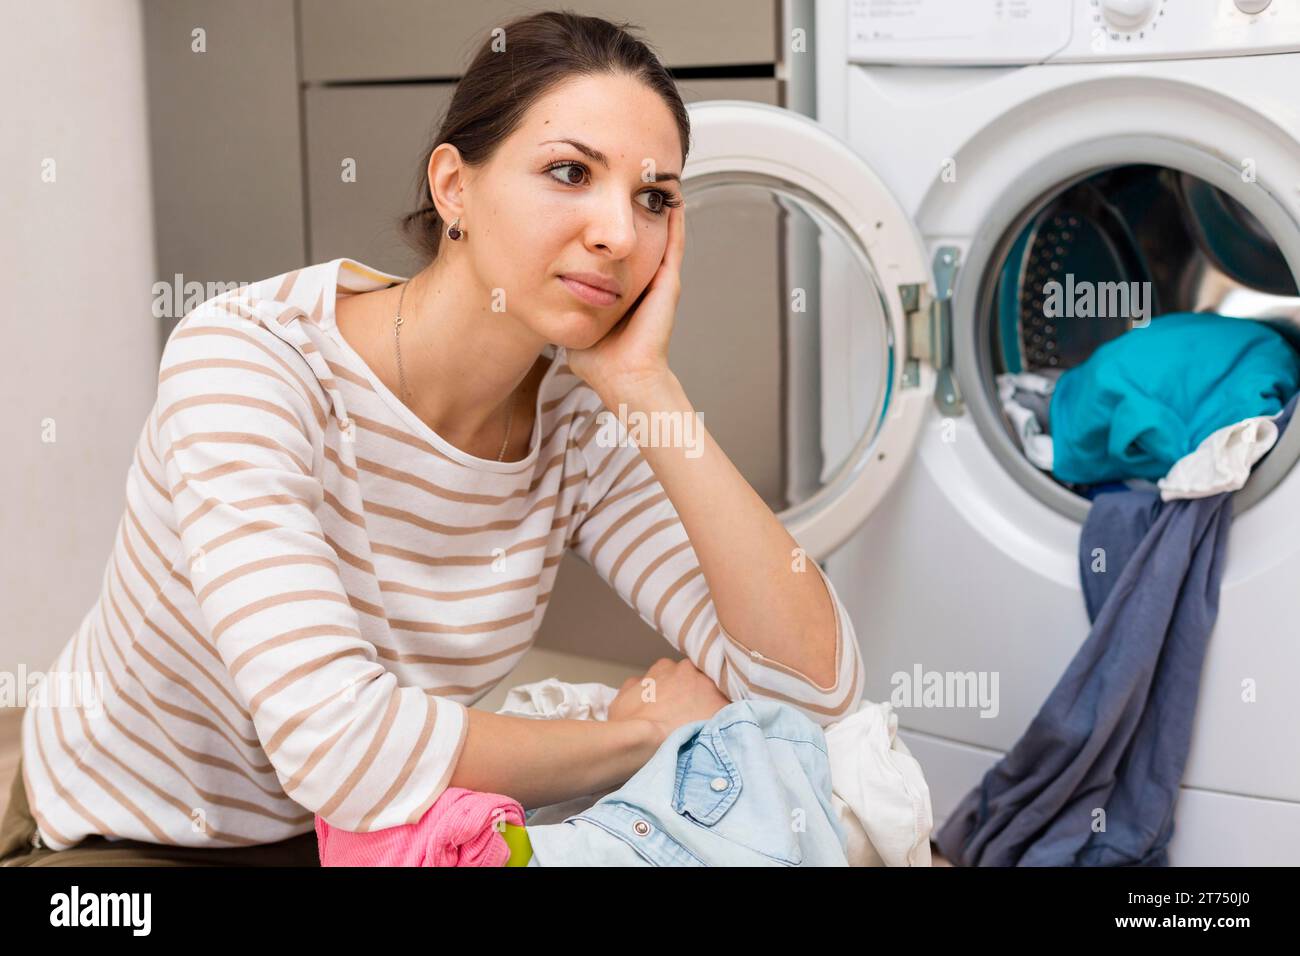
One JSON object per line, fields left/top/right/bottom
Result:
{"left": 1157, "top": 414, "right": 1280, "bottom": 501}
{"left": 996, "top": 373, "right": 1055, "bottom": 471}
{"left": 497, "top": 677, "right": 933, "bottom": 866}
{"left": 497, "top": 679, "right": 620, "bottom": 722}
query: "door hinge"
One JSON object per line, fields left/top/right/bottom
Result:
{"left": 900, "top": 246, "right": 963, "bottom": 415}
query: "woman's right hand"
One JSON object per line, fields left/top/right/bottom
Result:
{"left": 607, "top": 657, "right": 731, "bottom": 745}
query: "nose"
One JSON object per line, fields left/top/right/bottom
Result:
{"left": 583, "top": 185, "right": 637, "bottom": 260}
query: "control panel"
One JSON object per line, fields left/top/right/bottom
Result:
{"left": 847, "top": 0, "right": 1300, "bottom": 64}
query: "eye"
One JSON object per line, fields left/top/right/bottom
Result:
{"left": 545, "top": 161, "right": 588, "bottom": 186}
{"left": 636, "top": 190, "right": 667, "bottom": 214}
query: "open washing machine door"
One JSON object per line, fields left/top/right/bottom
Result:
{"left": 682, "top": 100, "right": 952, "bottom": 562}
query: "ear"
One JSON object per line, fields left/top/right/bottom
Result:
{"left": 427, "top": 142, "right": 469, "bottom": 222}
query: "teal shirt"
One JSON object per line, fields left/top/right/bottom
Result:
{"left": 1050, "top": 312, "right": 1300, "bottom": 485}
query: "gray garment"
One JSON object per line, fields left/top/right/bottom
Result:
{"left": 1011, "top": 367, "right": 1063, "bottom": 430}
{"left": 937, "top": 391, "right": 1298, "bottom": 866}
{"left": 935, "top": 490, "right": 1232, "bottom": 866}
{"left": 1013, "top": 386, "right": 1053, "bottom": 432}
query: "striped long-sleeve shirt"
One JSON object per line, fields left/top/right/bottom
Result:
{"left": 21, "top": 257, "right": 865, "bottom": 850}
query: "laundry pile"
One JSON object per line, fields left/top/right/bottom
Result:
{"left": 1001, "top": 311, "right": 1299, "bottom": 489}
{"left": 939, "top": 311, "right": 1300, "bottom": 866}
{"left": 316, "top": 678, "right": 934, "bottom": 867}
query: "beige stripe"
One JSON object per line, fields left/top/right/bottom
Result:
{"left": 262, "top": 674, "right": 377, "bottom": 757}
{"left": 417, "top": 671, "right": 521, "bottom": 698}
{"left": 118, "top": 534, "right": 247, "bottom": 717}
{"left": 585, "top": 489, "right": 670, "bottom": 566}
{"left": 175, "top": 490, "right": 312, "bottom": 537}
{"left": 575, "top": 456, "right": 650, "bottom": 532}
{"left": 316, "top": 689, "right": 403, "bottom": 818}
{"left": 273, "top": 269, "right": 302, "bottom": 302}
{"left": 323, "top": 443, "right": 359, "bottom": 481}
{"left": 609, "top": 516, "right": 680, "bottom": 585}
{"left": 117, "top": 511, "right": 217, "bottom": 666}
{"left": 134, "top": 444, "right": 172, "bottom": 502}
{"left": 246, "top": 647, "right": 370, "bottom": 718}
{"left": 308, "top": 287, "right": 325, "bottom": 324}
{"left": 325, "top": 358, "right": 374, "bottom": 390}
{"left": 375, "top": 633, "right": 533, "bottom": 668}
{"left": 677, "top": 592, "right": 713, "bottom": 658}
{"left": 82, "top": 638, "right": 308, "bottom": 826}
{"left": 728, "top": 650, "right": 862, "bottom": 720}
{"left": 228, "top": 623, "right": 366, "bottom": 681}
{"left": 281, "top": 721, "right": 352, "bottom": 796}
{"left": 167, "top": 461, "right": 258, "bottom": 501}
{"left": 171, "top": 324, "right": 328, "bottom": 427}
{"left": 630, "top": 539, "right": 692, "bottom": 609}
{"left": 359, "top": 696, "right": 437, "bottom": 829}
{"left": 29, "top": 709, "right": 120, "bottom": 840}
{"left": 196, "top": 552, "right": 341, "bottom": 604}
{"left": 385, "top": 606, "right": 536, "bottom": 636}
{"left": 322, "top": 488, "right": 366, "bottom": 529}
{"left": 361, "top": 488, "right": 574, "bottom": 538}
{"left": 94, "top": 599, "right": 281, "bottom": 785}
{"left": 402, "top": 707, "right": 470, "bottom": 825}
{"left": 322, "top": 531, "right": 376, "bottom": 575}
{"left": 198, "top": 519, "right": 326, "bottom": 559}
{"left": 370, "top": 531, "right": 558, "bottom": 569}
{"left": 67, "top": 694, "right": 274, "bottom": 845}
{"left": 380, "top": 570, "right": 543, "bottom": 602}
{"left": 354, "top": 448, "right": 580, "bottom": 507}
{"left": 653, "top": 566, "right": 703, "bottom": 635}
{"left": 19, "top": 758, "right": 75, "bottom": 848}
{"left": 346, "top": 413, "right": 449, "bottom": 460}
{"left": 157, "top": 392, "right": 304, "bottom": 433}
{"left": 159, "top": 358, "right": 322, "bottom": 428}
{"left": 47, "top": 695, "right": 177, "bottom": 843}
{"left": 164, "top": 431, "right": 311, "bottom": 477}
{"left": 210, "top": 589, "right": 357, "bottom": 644}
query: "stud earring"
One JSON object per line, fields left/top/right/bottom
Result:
{"left": 446, "top": 217, "right": 464, "bottom": 241}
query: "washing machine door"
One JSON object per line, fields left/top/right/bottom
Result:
{"left": 681, "top": 100, "right": 936, "bottom": 561}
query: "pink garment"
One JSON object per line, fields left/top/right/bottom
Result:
{"left": 315, "top": 786, "right": 525, "bottom": 867}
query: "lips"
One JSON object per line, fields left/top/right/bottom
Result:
{"left": 559, "top": 272, "right": 622, "bottom": 307}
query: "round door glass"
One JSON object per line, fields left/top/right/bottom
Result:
{"left": 674, "top": 171, "right": 897, "bottom": 514}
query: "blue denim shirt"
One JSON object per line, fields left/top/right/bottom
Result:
{"left": 525, "top": 699, "right": 850, "bottom": 866}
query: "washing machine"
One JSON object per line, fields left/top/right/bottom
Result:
{"left": 679, "top": 0, "right": 1300, "bottom": 864}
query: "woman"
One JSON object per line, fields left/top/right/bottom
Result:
{"left": 1, "top": 10, "right": 863, "bottom": 866}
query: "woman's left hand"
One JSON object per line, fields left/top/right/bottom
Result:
{"left": 567, "top": 200, "right": 685, "bottom": 403}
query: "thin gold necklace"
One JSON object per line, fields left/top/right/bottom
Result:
{"left": 393, "top": 279, "right": 515, "bottom": 462}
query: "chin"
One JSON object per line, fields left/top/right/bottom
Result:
{"left": 537, "top": 308, "right": 620, "bottom": 351}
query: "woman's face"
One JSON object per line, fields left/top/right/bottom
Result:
{"left": 451, "top": 72, "right": 685, "bottom": 350}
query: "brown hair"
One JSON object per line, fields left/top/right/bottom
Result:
{"left": 397, "top": 9, "right": 691, "bottom": 265}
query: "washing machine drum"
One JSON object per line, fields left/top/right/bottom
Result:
{"left": 1177, "top": 173, "right": 1298, "bottom": 298}
{"left": 998, "top": 180, "right": 1156, "bottom": 374}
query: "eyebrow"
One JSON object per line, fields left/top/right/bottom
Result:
{"left": 540, "top": 138, "right": 681, "bottom": 184}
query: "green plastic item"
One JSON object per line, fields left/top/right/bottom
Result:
{"left": 502, "top": 822, "right": 532, "bottom": 867}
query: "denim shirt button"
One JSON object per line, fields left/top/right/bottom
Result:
{"left": 709, "top": 776, "right": 729, "bottom": 792}
{"left": 632, "top": 819, "right": 651, "bottom": 836}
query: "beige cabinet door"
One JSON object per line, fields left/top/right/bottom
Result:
{"left": 304, "top": 83, "right": 456, "bottom": 273}
{"left": 299, "top": 0, "right": 776, "bottom": 81}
